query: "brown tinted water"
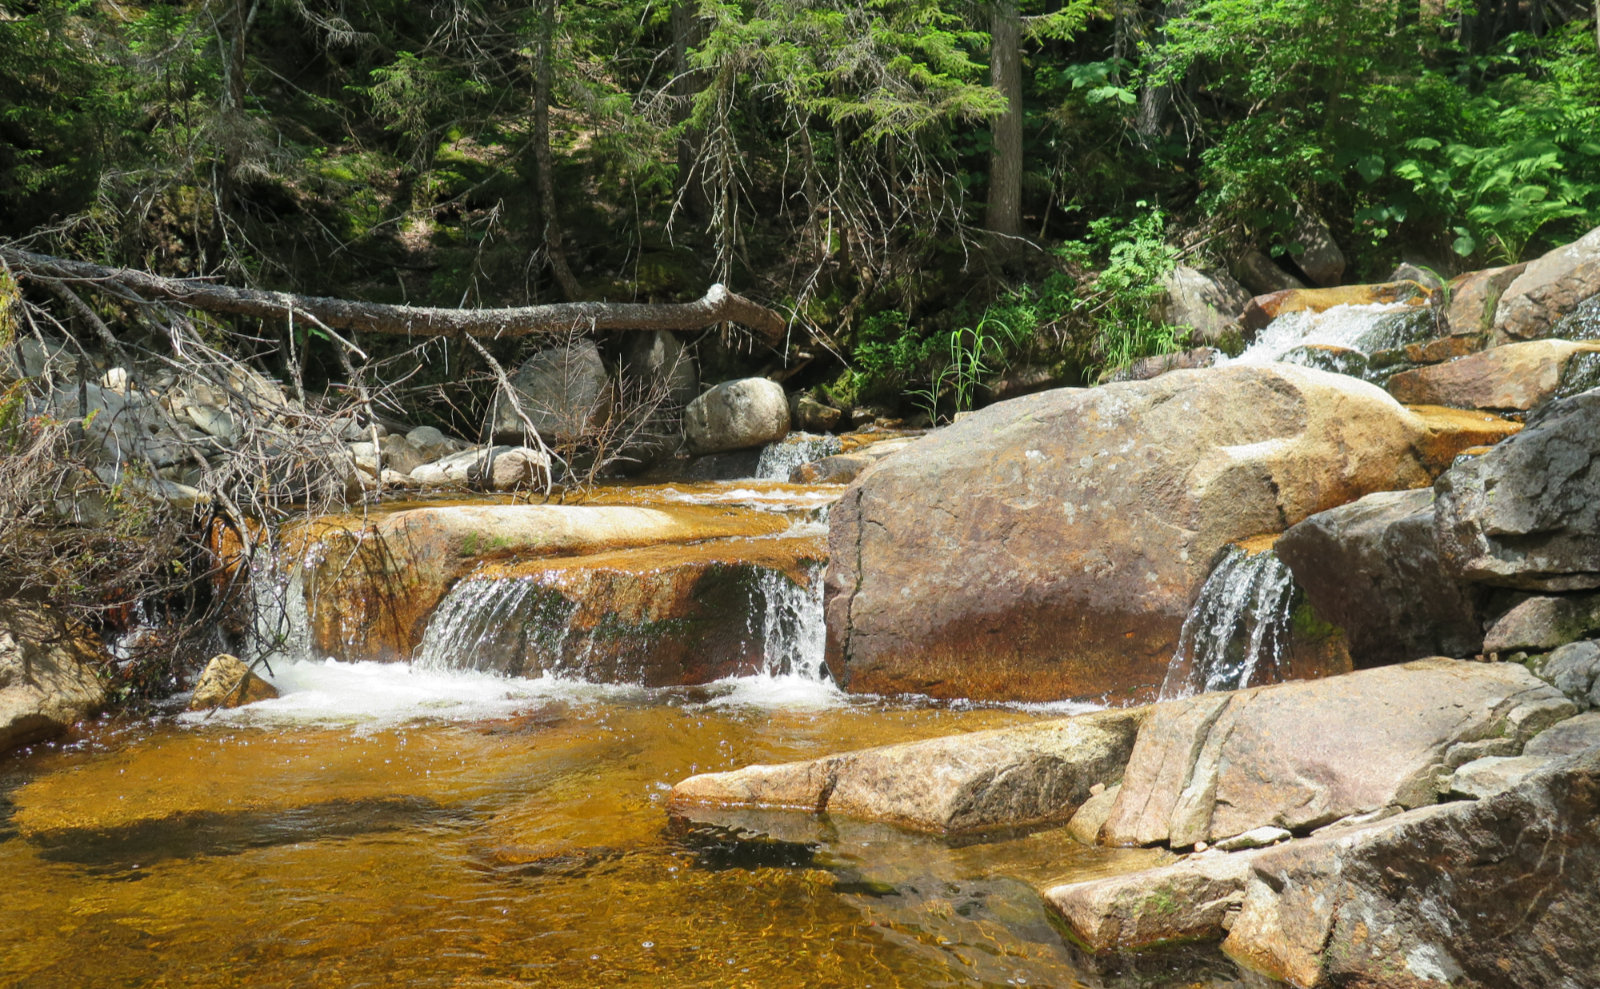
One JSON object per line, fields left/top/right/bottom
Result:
{"left": 0, "top": 675, "right": 1247, "bottom": 989}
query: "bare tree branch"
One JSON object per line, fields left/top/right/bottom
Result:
{"left": 0, "top": 246, "right": 788, "bottom": 343}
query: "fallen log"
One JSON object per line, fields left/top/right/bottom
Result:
{"left": 0, "top": 246, "right": 787, "bottom": 343}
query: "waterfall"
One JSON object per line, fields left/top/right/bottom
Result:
{"left": 756, "top": 432, "right": 842, "bottom": 480}
{"left": 413, "top": 562, "right": 832, "bottom": 684}
{"left": 1160, "top": 545, "right": 1297, "bottom": 699}
{"left": 412, "top": 576, "right": 575, "bottom": 675}
{"left": 244, "top": 549, "right": 315, "bottom": 666}
{"left": 755, "top": 563, "right": 827, "bottom": 679}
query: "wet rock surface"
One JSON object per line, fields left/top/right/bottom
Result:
{"left": 188, "top": 653, "right": 279, "bottom": 710}
{"left": 1276, "top": 487, "right": 1488, "bottom": 666}
{"left": 299, "top": 502, "right": 790, "bottom": 663}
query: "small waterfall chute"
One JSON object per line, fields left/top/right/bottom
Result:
{"left": 754, "top": 563, "right": 828, "bottom": 679}
{"left": 755, "top": 432, "right": 842, "bottom": 480}
{"left": 1227, "top": 303, "right": 1433, "bottom": 370}
{"left": 1160, "top": 544, "right": 1297, "bottom": 700}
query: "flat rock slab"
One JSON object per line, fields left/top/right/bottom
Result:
{"left": 1101, "top": 659, "right": 1572, "bottom": 848}
{"left": 1385, "top": 338, "right": 1600, "bottom": 411}
{"left": 297, "top": 503, "right": 791, "bottom": 663}
{"left": 669, "top": 707, "right": 1144, "bottom": 834}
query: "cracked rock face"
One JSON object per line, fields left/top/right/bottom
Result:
{"left": 0, "top": 602, "right": 106, "bottom": 755}
{"left": 1100, "top": 658, "right": 1573, "bottom": 848}
{"left": 1436, "top": 386, "right": 1600, "bottom": 591}
{"left": 823, "top": 364, "right": 1490, "bottom": 703}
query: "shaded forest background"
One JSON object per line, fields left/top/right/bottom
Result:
{"left": 3, "top": 0, "right": 1599, "bottom": 422}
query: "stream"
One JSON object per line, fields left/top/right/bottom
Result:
{"left": 0, "top": 475, "right": 1264, "bottom": 988}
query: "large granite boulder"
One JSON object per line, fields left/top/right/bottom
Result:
{"left": 488, "top": 339, "right": 615, "bottom": 444}
{"left": 1385, "top": 338, "right": 1600, "bottom": 412}
{"left": 1099, "top": 659, "right": 1570, "bottom": 849}
{"left": 669, "top": 708, "right": 1145, "bottom": 833}
{"left": 0, "top": 602, "right": 106, "bottom": 754}
{"left": 1436, "top": 387, "right": 1600, "bottom": 590}
{"left": 824, "top": 365, "right": 1511, "bottom": 703}
{"left": 683, "top": 377, "right": 789, "bottom": 454}
{"left": 1275, "top": 488, "right": 1488, "bottom": 666}
{"left": 1493, "top": 225, "right": 1600, "bottom": 343}
{"left": 1233, "top": 247, "right": 1306, "bottom": 296}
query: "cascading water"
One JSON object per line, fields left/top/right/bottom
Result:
{"left": 1226, "top": 302, "right": 1435, "bottom": 378}
{"left": 243, "top": 548, "right": 316, "bottom": 666}
{"left": 754, "top": 562, "right": 827, "bottom": 679}
{"left": 755, "top": 432, "right": 842, "bottom": 480}
{"left": 412, "top": 576, "right": 576, "bottom": 674}
{"left": 1160, "top": 545, "right": 1298, "bottom": 699}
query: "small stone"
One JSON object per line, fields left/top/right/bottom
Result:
{"left": 1088, "top": 781, "right": 1106, "bottom": 796}
{"left": 1194, "top": 840, "right": 1209, "bottom": 852}
{"left": 188, "top": 654, "right": 278, "bottom": 710}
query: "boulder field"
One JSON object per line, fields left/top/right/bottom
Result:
{"left": 822, "top": 363, "right": 1514, "bottom": 703}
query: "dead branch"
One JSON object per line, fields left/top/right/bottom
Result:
{"left": 0, "top": 246, "right": 787, "bottom": 343}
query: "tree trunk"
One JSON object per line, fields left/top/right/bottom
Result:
{"left": 1134, "top": 1, "right": 1187, "bottom": 150}
{"left": 671, "top": 2, "right": 710, "bottom": 220}
{"left": 0, "top": 247, "right": 787, "bottom": 342}
{"left": 534, "top": 0, "right": 581, "bottom": 301}
{"left": 985, "top": 0, "right": 1023, "bottom": 240}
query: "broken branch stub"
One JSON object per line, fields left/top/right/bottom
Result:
{"left": 0, "top": 248, "right": 787, "bottom": 343}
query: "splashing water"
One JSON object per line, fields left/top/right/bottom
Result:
{"left": 412, "top": 576, "right": 574, "bottom": 675}
{"left": 1226, "top": 303, "right": 1428, "bottom": 366}
{"left": 1161, "top": 545, "right": 1297, "bottom": 699}
{"left": 755, "top": 563, "right": 827, "bottom": 678}
{"left": 756, "top": 432, "right": 842, "bottom": 480}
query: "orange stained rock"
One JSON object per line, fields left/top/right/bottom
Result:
{"left": 1404, "top": 404, "right": 1522, "bottom": 475}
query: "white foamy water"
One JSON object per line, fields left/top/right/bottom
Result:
{"left": 1225, "top": 302, "right": 1409, "bottom": 365}
{"left": 179, "top": 658, "right": 644, "bottom": 731}
{"left": 654, "top": 484, "right": 842, "bottom": 509}
{"left": 755, "top": 432, "right": 843, "bottom": 480}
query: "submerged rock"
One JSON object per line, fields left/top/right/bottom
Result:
{"left": 0, "top": 602, "right": 106, "bottom": 754}
{"left": 824, "top": 364, "right": 1505, "bottom": 703}
{"left": 669, "top": 708, "right": 1144, "bottom": 834}
{"left": 1046, "top": 849, "right": 1262, "bottom": 953}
